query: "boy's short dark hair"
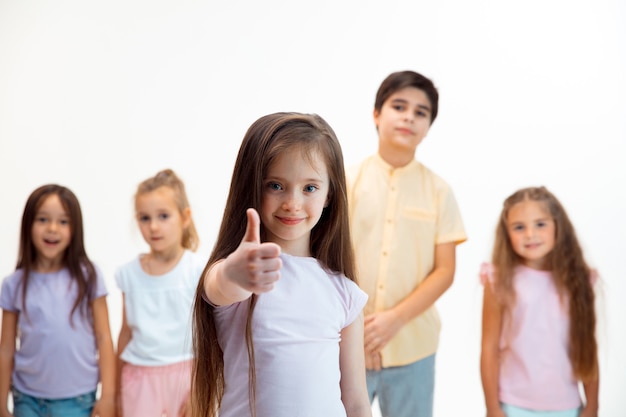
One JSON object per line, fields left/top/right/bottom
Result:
{"left": 374, "top": 70, "right": 439, "bottom": 124}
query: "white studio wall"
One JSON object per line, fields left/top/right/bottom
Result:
{"left": 1, "top": 1, "right": 625, "bottom": 415}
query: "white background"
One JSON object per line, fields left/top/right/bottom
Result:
{"left": 1, "top": 0, "right": 625, "bottom": 415}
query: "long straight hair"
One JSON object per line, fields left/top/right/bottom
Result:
{"left": 16, "top": 184, "right": 97, "bottom": 321}
{"left": 491, "top": 186, "right": 598, "bottom": 381}
{"left": 191, "top": 112, "right": 356, "bottom": 417}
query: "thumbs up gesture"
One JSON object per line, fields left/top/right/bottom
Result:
{"left": 221, "top": 208, "right": 282, "bottom": 296}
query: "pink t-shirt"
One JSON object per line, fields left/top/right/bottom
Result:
{"left": 214, "top": 253, "right": 367, "bottom": 417}
{"left": 481, "top": 263, "right": 582, "bottom": 411}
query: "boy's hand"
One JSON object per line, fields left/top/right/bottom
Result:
{"left": 364, "top": 310, "right": 402, "bottom": 354}
{"left": 223, "top": 208, "right": 282, "bottom": 294}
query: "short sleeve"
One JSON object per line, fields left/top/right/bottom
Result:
{"left": 479, "top": 262, "right": 495, "bottom": 286}
{"left": 92, "top": 264, "right": 108, "bottom": 299}
{"left": 435, "top": 179, "right": 467, "bottom": 246}
{"left": 343, "top": 279, "right": 368, "bottom": 328}
{"left": 0, "top": 272, "right": 21, "bottom": 312}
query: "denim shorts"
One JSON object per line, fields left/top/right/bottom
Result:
{"left": 502, "top": 403, "right": 581, "bottom": 417}
{"left": 11, "top": 387, "right": 95, "bottom": 417}
{"left": 366, "top": 353, "right": 436, "bottom": 417}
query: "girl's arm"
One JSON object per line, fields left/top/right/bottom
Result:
{"left": 480, "top": 284, "right": 505, "bottom": 417}
{"left": 339, "top": 313, "right": 372, "bottom": 417}
{"left": 363, "top": 242, "right": 456, "bottom": 355}
{"left": 91, "top": 297, "right": 116, "bottom": 417}
{"left": 204, "top": 209, "right": 281, "bottom": 306}
{"left": 116, "top": 296, "right": 132, "bottom": 417}
{"left": 580, "top": 374, "right": 599, "bottom": 417}
{"left": 0, "top": 311, "right": 17, "bottom": 417}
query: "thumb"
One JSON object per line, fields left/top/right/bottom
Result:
{"left": 242, "top": 208, "right": 261, "bottom": 244}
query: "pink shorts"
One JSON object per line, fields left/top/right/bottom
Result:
{"left": 121, "top": 360, "right": 192, "bottom": 417}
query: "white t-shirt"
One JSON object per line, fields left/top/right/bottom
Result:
{"left": 116, "top": 250, "right": 206, "bottom": 366}
{"left": 214, "top": 253, "right": 368, "bottom": 417}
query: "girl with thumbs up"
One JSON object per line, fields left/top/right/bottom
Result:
{"left": 191, "top": 112, "right": 371, "bottom": 417}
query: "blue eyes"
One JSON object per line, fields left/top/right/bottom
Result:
{"left": 266, "top": 182, "right": 318, "bottom": 193}
{"left": 268, "top": 182, "right": 282, "bottom": 191}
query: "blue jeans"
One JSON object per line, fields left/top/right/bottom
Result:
{"left": 366, "top": 354, "right": 435, "bottom": 417}
{"left": 502, "top": 403, "right": 581, "bottom": 417}
{"left": 11, "top": 388, "right": 95, "bottom": 417}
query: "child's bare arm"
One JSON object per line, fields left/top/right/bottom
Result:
{"left": 92, "top": 296, "right": 116, "bottom": 417}
{"left": 480, "top": 284, "right": 505, "bottom": 417}
{"left": 580, "top": 374, "right": 599, "bottom": 417}
{"left": 364, "top": 242, "right": 456, "bottom": 354}
{"left": 339, "top": 313, "right": 372, "bottom": 417}
{"left": 0, "top": 311, "right": 17, "bottom": 417}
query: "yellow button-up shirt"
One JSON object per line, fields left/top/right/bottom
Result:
{"left": 347, "top": 154, "right": 467, "bottom": 367}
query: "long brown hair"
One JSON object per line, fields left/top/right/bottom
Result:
{"left": 191, "top": 112, "right": 356, "bottom": 417}
{"left": 135, "top": 168, "right": 199, "bottom": 251}
{"left": 491, "top": 186, "right": 598, "bottom": 381}
{"left": 16, "top": 184, "right": 97, "bottom": 321}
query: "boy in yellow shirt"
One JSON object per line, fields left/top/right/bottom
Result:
{"left": 347, "top": 70, "right": 467, "bottom": 417}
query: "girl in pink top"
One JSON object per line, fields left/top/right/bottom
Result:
{"left": 480, "top": 186, "right": 599, "bottom": 417}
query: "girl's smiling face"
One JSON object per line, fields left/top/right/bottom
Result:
{"left": 135, "top": 186, "right": 190, "bottom": 256}
{"left": 260, "top": 146, "right": 329, "bottom": 257}
{"left": 507, "top": 199, "right": 556, "bottom": 270}
{"left": 31, "top": 194, "right": 72, "bottom": 271}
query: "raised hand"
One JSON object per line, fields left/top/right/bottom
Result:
{"left": 221, "top": 208, "right": 282, "bottom": 295}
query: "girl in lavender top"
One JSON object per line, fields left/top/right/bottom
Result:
{"left": 0, "top": 185, "right": 116, "bottom": 417}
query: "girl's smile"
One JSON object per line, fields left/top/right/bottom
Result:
{"left": 506, "top": 199, "right": 556, "bottom": 270}
{"left": 31, "top": 194, "right": 72, "bottom": 272}
{"left": 276, "top": 216, "right": 305, "bottom": 226}
{"left": 261, "top": 147, "right": 329, "bottom": 257}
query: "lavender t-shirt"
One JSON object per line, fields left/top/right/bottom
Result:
{"left": 214, "top": 253, "right": 368, "bottom": 417}
{"left": 0, "top": 266, "right": 108, "bottom": 399}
